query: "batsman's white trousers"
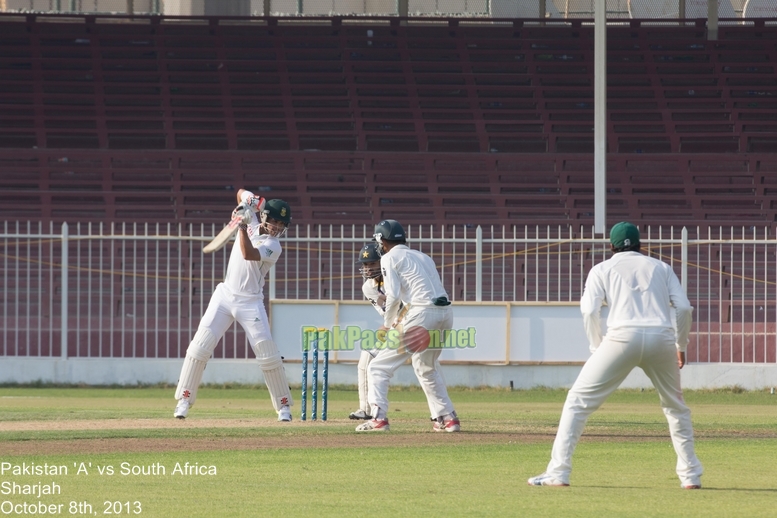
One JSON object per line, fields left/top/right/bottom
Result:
{"left": 546, "top": 327, "right": 703, "bottom": 486}
{"left": 177, "top": 283, "right": 293, "bottom": 410}
{"left": 367, "top": 305, "right": 455, "bottom": 419}
{"left": 199, "top": 284, "right": 273, "bottom": 345}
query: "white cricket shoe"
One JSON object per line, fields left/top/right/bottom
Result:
{"left": 174, "top": 399, "right": 190, "bottom": 419}
{"left": 349, "top": 409, "right": 372, "bottom": 420}
{"left": 433, "top": 416, "right": 461, "bottom": 432}
{"left": 527, "top": 473, "right": 569, "bottom": 487}
{"left": 278, "top": 405, "right": 292, "bottom": 422}
{"left": 355, "top": 419, "right": 390, "bottom": 432}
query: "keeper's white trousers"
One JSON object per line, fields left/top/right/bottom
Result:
{"left": 367, "top": 306, "right": 455, "bottom": 419}
{"left": 546, "top": 327, "right": 703, "bottom": 486}
{"left": 357, "top": 350, "right": 374, "bottom": 413}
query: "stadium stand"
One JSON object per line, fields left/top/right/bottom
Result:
{"left": 0, "top": 13, "right": 776, "bottom": 232}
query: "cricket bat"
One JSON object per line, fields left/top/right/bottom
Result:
{"left": 369, "top": 303, "right": 411, "bottom": 358}
{"left": 391, "top": 303, "right": 410, "bottom": 329}
{"left": 203, "top": 213, "right": 243, "bottom": 253}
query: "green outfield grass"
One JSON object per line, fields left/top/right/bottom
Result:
{"left": 0, "top": 385, "right": 775, "bottom": 517}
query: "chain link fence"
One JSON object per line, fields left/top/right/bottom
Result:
{"left": 1, "top": 0, "right": 773, "bottom": 18}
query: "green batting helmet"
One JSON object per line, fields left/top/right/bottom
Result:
{"left": 263, "top": 199, "right": 292, "bottom": 225}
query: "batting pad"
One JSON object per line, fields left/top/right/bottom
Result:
{"left": 358, "top": 350, "right": 372, "bottom": 412}
{"left": 174, "top": 356, "right": 207, "bottom": 405}
{"left": 187, "top": 327, "right": 219, "bottom": 361}
{"left": 253, "top": 340, "right": 294, "bottom": 411}
{"left": 174, "top": 327, "right": 218, "bottom": 405}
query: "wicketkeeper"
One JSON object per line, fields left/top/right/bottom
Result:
{"left": 173, "top": 189, "right": 295, "bottom": 422}
{"left": 350, "top": 242, "right": 387, "bottom": 420}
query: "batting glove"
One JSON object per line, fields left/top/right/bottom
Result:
{"left": 246, "top": 195, "right": 266, "bottom": 213}
{"left": 232, "top": 204, "right": 253, "bottom": 225}
{"left": 240, "top": 191, "right": 266, "bottom": 213}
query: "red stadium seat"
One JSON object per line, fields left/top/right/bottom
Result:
{"left": 0, "top": 14, "right": 776, "bottom": 231}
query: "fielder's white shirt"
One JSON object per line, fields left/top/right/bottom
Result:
{"left": 362, "top": 279, "right": 387, "bottom": 316}
{"left": 380, "top": 245, "right": 448, "bottom": 328}
{"left": 223, "top": 213, "right": 281, "bottom": 297}
{"left": 580, "top": 251, "right": 693, "bottom": 352}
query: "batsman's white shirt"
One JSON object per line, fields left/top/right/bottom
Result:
{"left": 580, "top": 251, "right": 693, "bottom": 352}
{"left": 223, "top": 218, "right": 281, "bottom": 297}
{"left": 380, "top": 245, "right": 448, "bottom": 329}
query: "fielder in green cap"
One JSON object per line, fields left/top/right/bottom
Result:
{"left": 609, "top": 221, "right": 641, "bottom": 251}
{"left": 529, "top": 221, "right": 703, "bottom": 489}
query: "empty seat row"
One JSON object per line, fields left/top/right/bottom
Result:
{"left": 2, "top": 150, "right": 776, "bottom": 229}
{"left": 2, "top": 16, "right": 776, "bottom": 154}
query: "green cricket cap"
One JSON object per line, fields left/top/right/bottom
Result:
{"left": 610, "top": 222, "right": 640, "bottom": 249}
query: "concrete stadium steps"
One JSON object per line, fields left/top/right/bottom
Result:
{"left": 1, "top": 14, "right": 777, "bottom": 230}
{"left": 3, "top": 150, "right": 777, "bottom": 229}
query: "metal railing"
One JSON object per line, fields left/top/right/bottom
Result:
{"left": 1, "top": 221, "right": 774, "bottom": 362}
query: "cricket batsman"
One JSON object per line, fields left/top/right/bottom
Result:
{"left": 173, "top": 189, "right": 295, "bottom": 422}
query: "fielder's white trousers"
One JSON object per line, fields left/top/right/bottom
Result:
{"left": 546, "top": 327, "right": 703, "bottom": 486}
{"left": 367, "top": 306, "right": 455, "bottom": 419}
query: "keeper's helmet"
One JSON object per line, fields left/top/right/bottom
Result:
{"left": 357, "top": 242, "right": 382, "bottom": 280}
{"left": 373, "top": 219, "right": 406, "bottom": 255}
{"left": 261, "top": 199, "right": 291, "bottom": 237}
